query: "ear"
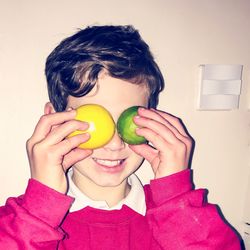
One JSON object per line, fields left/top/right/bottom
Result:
{"left": 44, "top": 102, "right": 56, "bottom": 115}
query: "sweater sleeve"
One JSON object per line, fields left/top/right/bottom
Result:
{"left": 0, "top": 179, "right": 74, "bottom": 249}
{"left": 145, "top": 170, "right": 242, "bottom": 250}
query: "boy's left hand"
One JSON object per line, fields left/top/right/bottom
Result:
{"left": 129, "top": 107, "right": 193, "bottom": 179}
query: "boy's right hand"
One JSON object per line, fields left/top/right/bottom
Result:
{"left": 26, "top": 107, "right": 92, "bottom": 194}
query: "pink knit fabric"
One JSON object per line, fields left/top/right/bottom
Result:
{"left": 0, "top": 170, "right": 241, "bottom": 249}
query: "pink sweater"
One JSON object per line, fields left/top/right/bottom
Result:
{"left": 0, "top": 170, "right": 241, "bottom": 249}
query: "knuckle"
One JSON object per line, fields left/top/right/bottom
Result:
{"left": 39, "top": 114, "right": 47, "bottom": 123}
{"left": 147, "top": 119, "right": 157, "bottom": 128}
{"left": 63, "top": 137, "right": 72, "bottom": 147}
{"left": 32, "top": 142, "right": 42, "bottom": 154}
{"left": 62, "top": 159, "right": 67, "bottom": 170}
{"left": 32, "top": 142, "right": 49, "bottom": 157}
{"left": 26, "top": 138, "right": 33, "bottom": 151}
{"left": 184, "top": 136, "right": 193, "bottom": 148}
{"left": 70, "top": 120, "right": 81, "bottom": 130}
{"left": 39, "top": 114, "right": 50, "bottom": 125}
{"left": 177, "top": 140, "right": 187, "bottom": 152}
{"left": 63, "top": 136, "right": 79, "bottom": 150}
{"left": 61, "top": 120, "right": 84, "bottom": 133}
{"left": 173, "top": 116, "right": 180, "bottom": 123}
{"left": 26, "top": 137, "right": 40, "bottom": 154}
{"left": 152, "top": 132, "right": 162, "bottom": 142}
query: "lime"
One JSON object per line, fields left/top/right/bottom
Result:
{"left": 68, "top": 104, "right": 115, "bottom": 149}
{"left": 117, "top": 106, "right": 146, "bottom": 145}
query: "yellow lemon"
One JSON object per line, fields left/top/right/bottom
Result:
{"left": 69, "top": 104, "right": 115, "bottom": 149}
{"left": 117, "top": 106, "right": 146, "bottom": 145}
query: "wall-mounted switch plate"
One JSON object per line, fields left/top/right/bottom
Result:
{"left": 198, "top": 64, "right": 243, "bottom": 110}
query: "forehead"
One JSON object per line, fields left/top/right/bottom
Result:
{"left": 67, "top": 74, "right": 149, "bottom": 117}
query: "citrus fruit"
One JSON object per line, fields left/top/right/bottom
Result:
{"left": 117, "top": 106, "right": 146, "bottom": 145}
{"left": 68, "top": 104, "right": 115, "bottom": 149}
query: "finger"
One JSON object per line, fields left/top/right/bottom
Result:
{"left": 136, "top": 127, "right": 174, "bottom": 151}
{"left": 138, "top": 108, "right": 189, "bottom": 138}
{"left": 62, "top": 148, "right": 93, "bottom": 170}
{"left": 136, "top": 126, "right": 192, "bottom": 168}
{"left": 45, "top": 120, "right": 89, "bottom": 145}
{"left": 30, "top": 110, "right": 76, "bottom": 142}
{"left": 148, "top": 110, "right": 194, "bottom": 159}
{"left": 136, "top": 108, "right": 186, "bottom": 142}
{"left": 129, "top": 144, "right": 159, "bottom": 166}
{"left": 149, "top": 109, "right": 194, "bottom": 158}
{"left": 150, "top": 108, "right": 190, "bottom": 137}
{"left": 53, "top": 133, "right": 91, "bottom": 157}
{"left": 134, "top": 115, "right": 180, "bottom": 145}
{"left": 49, "top": 108, "right": 74, "bottom": 133}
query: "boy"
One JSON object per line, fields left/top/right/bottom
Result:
{"left": 0, "top": 25, "right": 242, "bottom": 249}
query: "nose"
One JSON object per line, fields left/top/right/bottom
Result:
{"left": 103, "top": 130, "right": 125, "bottom": 151}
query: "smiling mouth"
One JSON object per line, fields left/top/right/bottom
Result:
{"left": 92, "top": 158, "right": 126, "bottom": 167}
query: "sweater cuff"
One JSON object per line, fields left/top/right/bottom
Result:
{"left": 149, "top": 169, "right": 193, "bottom": 206}
{"left": 22, "top": 179, "right": 74, "bottom": 227}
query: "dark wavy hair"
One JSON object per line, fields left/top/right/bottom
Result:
{"left": 45, "top": 25, "right": 165, "bottom": 111}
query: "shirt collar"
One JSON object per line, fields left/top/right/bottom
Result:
{"left": 67, "top": 169, "right": 146, "bottom": 216}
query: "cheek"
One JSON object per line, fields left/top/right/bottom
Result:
{"left": 72, "top": 156, "right": 93, "bottom": 171}
{"left": 128, "top": 150, "right": 144, "bottom": 170}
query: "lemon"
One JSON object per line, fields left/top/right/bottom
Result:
{"left": 69, "top": 104, "right": 115, "bottom": 149}
{"left": 117, "top": 106, "right": 146, "bottom": 145}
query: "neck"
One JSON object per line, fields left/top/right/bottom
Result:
{"left": 72, "top": 169, "right": 131, "bottom": 208}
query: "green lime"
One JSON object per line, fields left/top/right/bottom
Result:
{"left": 117, "top": 106, "right": 147, "bottom": 145}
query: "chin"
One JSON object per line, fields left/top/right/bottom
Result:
{"left": 93, "top": 178, "right": 127, "bottom": 188}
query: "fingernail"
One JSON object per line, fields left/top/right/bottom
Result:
{"left": 138, "top": 107, "right": 146, "bottom": 112}
{"left": 84, "top": 133, "right": 91, "bottom": 139}
{"left": 83, "top": 121, "right": 89, "bottom": 126}
{"left": 80, "top": 122, "right": 89, "bottom": 129}
{"left": 133, "top": 116, "right": 141, "bottom": 123}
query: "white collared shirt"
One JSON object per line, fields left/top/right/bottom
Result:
{"left": 67, "top": 169, "right": 146, "bottom": 216}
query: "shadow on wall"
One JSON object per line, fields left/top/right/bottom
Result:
{"left": 216, "top": 205, "right": 246, "bottom": 249}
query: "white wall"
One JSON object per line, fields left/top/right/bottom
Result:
{"left": 0, "top": 0, "right": 249, "bottom": 240}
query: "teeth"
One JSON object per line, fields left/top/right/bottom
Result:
{"left": 93, "top": 158, "right": 123, "bottom": 167}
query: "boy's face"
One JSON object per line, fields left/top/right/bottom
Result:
{"left": 67, "top": 72, "right": 149, "bottom": 189}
